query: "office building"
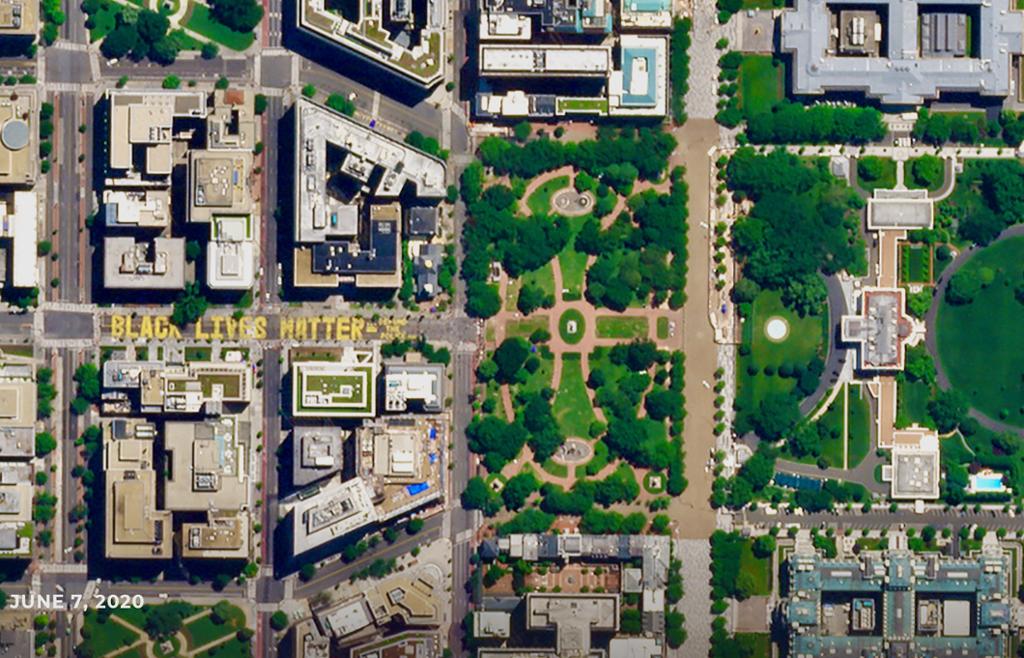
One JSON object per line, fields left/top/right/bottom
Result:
{"left": 291, "top": 346, "right": 379, "bottom": 418}
{"left": 297, "top": 0, "right": 445, "bottom": 88}
{"left": 292, "top": 99, "right": 446, "bottom": 290}
{"left": 383, "top": 362, "right": 445, "bottom": 413}
{"left": 783, "top": 541, "right": 1015, "bottom": 656}
{"left": 781, "top": 0, "right": 1024, "bottom": 105}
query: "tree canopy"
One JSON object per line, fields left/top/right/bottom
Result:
{"left": 209, "top": 0, "right": 264, "bottom": 32}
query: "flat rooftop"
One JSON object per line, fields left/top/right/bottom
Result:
{"left": 163, "top": 417, "right": 248, "bottom": 512}
{"left": 867, "top": 189, "right": 934, "bottom": 230}
{"left": 0, "top": 91, "right": 35, "bottom": 186}
{"left": 291, "top": 346, "right": 379, "bottom": 418}
{"left": 292, "top": 476, "right": 377, "bottom": 555}
{"left": 103, "top": 237, "right": 186, "bottom": 290}
{"left": 297, "top": 0, "right": 445, "bottom": 87}
{"left": 781, "top": 0, "right": 1024, "bottom": 104}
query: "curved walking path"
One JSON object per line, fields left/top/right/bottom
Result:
{"left": 924, "top": 224, "right": 1024, "bottom": 436}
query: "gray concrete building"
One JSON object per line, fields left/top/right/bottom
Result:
{"left": 781, "top": 0, "right": 1024, "bottom": 104}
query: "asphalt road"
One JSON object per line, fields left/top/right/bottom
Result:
{"left": 43, "top": 311, "right": 94, "bottom": 340}
{"left": 0, "top": 312, "right": 32, "bottom": 336}
{"left": 260, "top": 96, "right": 284, "bottom": 303}
{"left": 298, "top": 59, "right": 442, "bottom": 139}
{"left": 54, "top": 90, "right": 91, "bottom": 305}
{"left": 743, "top": 507, "right": 1024, "bottom": 530}
{"left": 447, "top": 348, "right": 477, "bottom": 652}
{"left": 99, "top": 56, "right": 253, "bottom": 81}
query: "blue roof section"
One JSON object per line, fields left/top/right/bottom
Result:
{"left": 620, "top": 47, "right": 657, "bottom": 107}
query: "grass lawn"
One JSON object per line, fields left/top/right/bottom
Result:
{"left": 521, "top": 261, "right": 556, "bottom": 299}
{"left": 734, "top": 634, "right": 772, "bottom": 657}
{"left": 656, "top": 317, "right": 669, "bottom": 339}
{"left": 80, "top": 611, "right": 140, "bottom": 656}
{"left": 897, "top": 377, "right": 935, "bottom": 429}
{"left": 847, "top": 384, "right": 872, "bottom": 468}
{"left": 739, "top": 540, "right": 772, "bottom": 595}
{"left": 576, "top": 440, "right": 609, "bottom": 478}
{"left": 735, "top": 290, "right": 826, "bottom": 420}
{"left": 552, "top": 354, "right": 597, "bottom": 438}
{"left": 196, "top": 638, "right": 251, "bottom": 658}
{"left": 505, "top": 315, "right": 549, "bottom": 340}
{"left": 527, "top": 175, "right": 570, "bottom": 216}
{"left": 518, "top": 352, "right": 554, "bottom": 397}
{"left": 906, "top": 155, "right": 946, "bottom": 191}
{"left": 184, "top": 2, "right": 255, "bottom": 51}
{"left": 87, "top": 0, "right": 121, "bottom": 41}
{"left": 112, "top": 608, "right": 148, "bottom": 630}
{"left": 737, "top": 55, "right": 784, "bottom": 118}
{"left": 117, "top": 648, "right": 146, "bottom": 658}
{"left": 857, "top": 156, "right": 897, "bottom": 192}
{"left": 816, "top": 393, "right": 845, "bottom": 468}
{"left": 936, "top": 236, "right": 1024, "bottom": 427}
{"left": 169, "top": 27, "right": 205, "bottom": 51}
{"left": 901, "top": 244, "right": 931, "bottom": 284}
{"left": 184, "top": 346, "right": 211, "bottom": 361}
{"left": 541, "top": 458, "right": 568, "bottom": 478}
{"left": 183, "top": 606, "right": 244, "bottom": 650}
{"left": 558, "top": 214, "right": 590, "bottom": 300}
{"left": 595, "top": 315, "right": 648, "bottom": 339}
{"left": 559, "top": 309, "right": 586, "bottom": 345}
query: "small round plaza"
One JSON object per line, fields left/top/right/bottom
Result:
{"left": 764, "top": 316, "right": 789, "bottom": 342}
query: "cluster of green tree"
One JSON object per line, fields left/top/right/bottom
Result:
{"left": 710, "top": 629, "right": 769, "bottom": 658}
{"left": 171, "top": 281, "right": 209, "bottom": 327}
{"left": 913, "top": 109, "right": 993, "bottom": 145}
{"left": 209, "top": 0, "right": 264, "bottom": 32}
{"left": 714, "top": 51, "right": 783, "bottom": 129}
{"left": 35, "top": 432, "right": 56, "bottom": 458}
{"left": 942, "top": 160, "right": 1024, "bottom": 245}
{"left": 497, "top": 508, "right": 555, "bottom": 535}
{"left": 466, "top": 462, "right": 642, "bottom": 518}
{"left": 579, "top": 508, "right": 647, "bottom": 534}
{"left": 857, "top": 156, "right": 891, "bottom": 185}
{"left": 71, "top": 363, "right": 100, "bottom": 415}
{"left": 380, "top": 336, "right": 451, "bottom": 365}
{"left": 666, "top": 609, "right": 686, "bottom": 648}
{"left": 745, "top": 102, "right": 886, "bottom": 144}
{"left": 92, "top": 4, "right": 184, "bottom": 64}
{"left": 325, "top": 93, "right": 356, "bottom": 117}
{"left": 710, "top": 531, "right": 762, "bottom": 600}
{"left": 587, "top": 341, "right": 672, "bottom": 458}
{"left": 578, "top": 167, "right": 689, "bottom": 310}
{"left": 406, "top": 130, "right": 449, "bottom": 161}
{"left": 942, "top": 424, "right": 1021, "bottom": 504}
{"left": 727, "top": 148, "right": 867, "bottom": 299}
{"left": 669, "top": 18, "right": 692, "bottom": 124}
{"left": 36, "top": 367, "right": 56, "bottom": 418}
{"left": 908, "top": 155, "right": 945, "bottom": 190}
{"left": 40, "top": 0, "right": 63, "bottom": 45}
{"left": 946, "top": 263, "right": 997, "bottom": 305}
{"left": 477, "top": 125, "right": 676, "bottom": 182}
{"left": 711, "top": 447, "right": 775, "bottom": 509}
{"left": 734, "top": 361, "right": 822, "bottom": 439}
{"left": 791, "top": 479, "right": 868, "bottom": 512}
{"left": 459, "top": 176, "right": 571, "bottom": 318}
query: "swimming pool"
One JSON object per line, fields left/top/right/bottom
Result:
{"left": 970, "top": 473, "right": 1006, "bottom": 493}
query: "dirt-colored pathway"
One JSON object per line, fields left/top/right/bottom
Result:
{"left": 669, "top": 119, "right": 721, "bottom": 539}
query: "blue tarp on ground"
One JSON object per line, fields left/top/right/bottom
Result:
{"left": 406, "top": 482, "right": 429, "bottom": 495}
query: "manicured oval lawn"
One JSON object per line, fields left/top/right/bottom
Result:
{"left": 936, "top": 236, "right": 1024, "bottom": 427}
